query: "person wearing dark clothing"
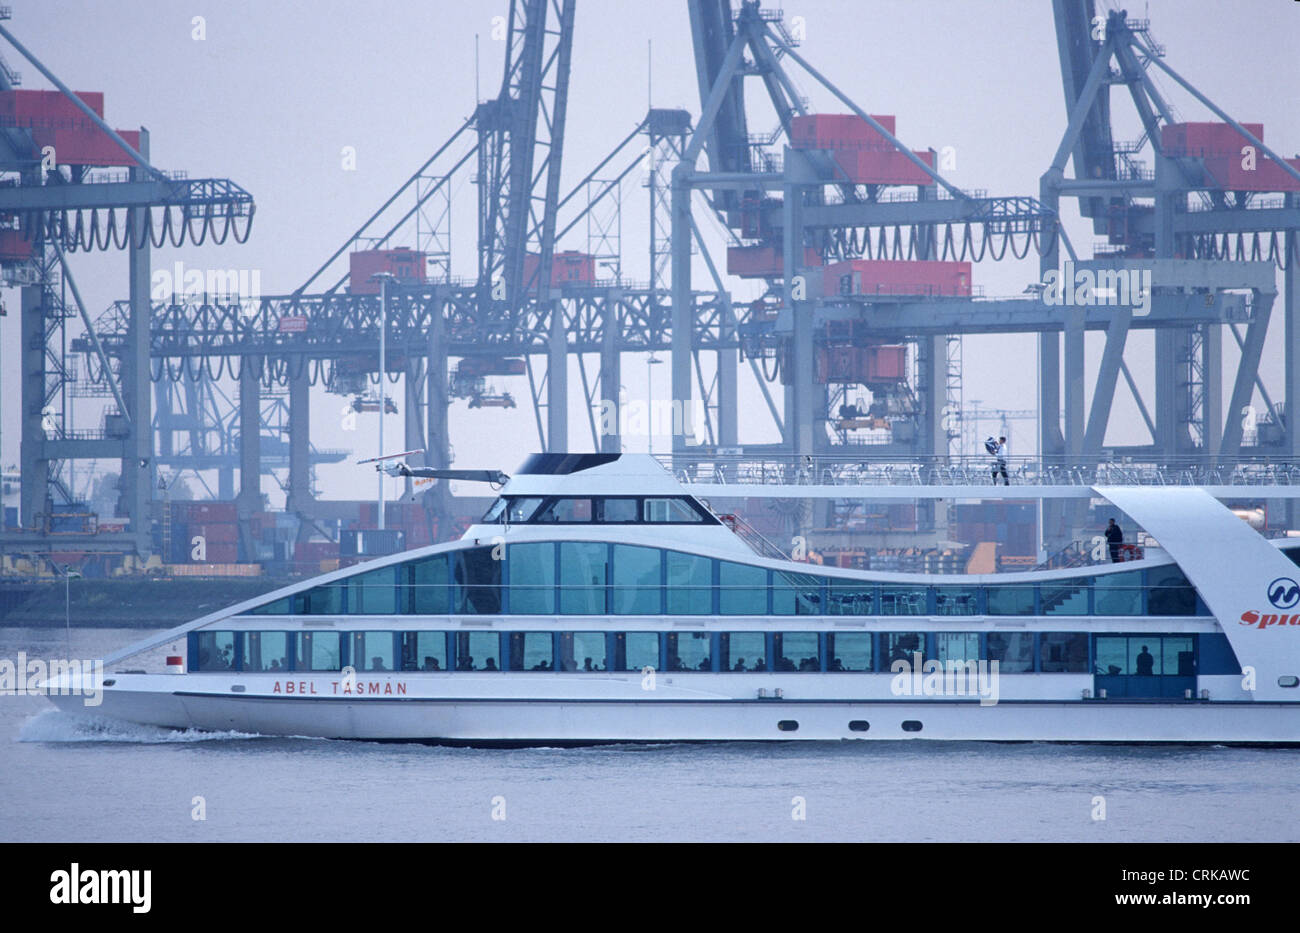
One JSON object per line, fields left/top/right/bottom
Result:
{"left": 1105, "top": 518, "right": 1123, "bottom": 563}
{"left": 989, "top": 436, "right": 1010, "bottom": 486}
{"left": 1135, "top": 644, "right": 1155, "bottom": 676}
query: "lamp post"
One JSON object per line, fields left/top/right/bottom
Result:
{"left": 370, "top": 272, "right": 396, "bottom": 531}
{"left": 646, "top": 354, "right": 662, "bottom": 454}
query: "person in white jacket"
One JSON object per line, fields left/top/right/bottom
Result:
{"left": 991, "top": 436, "right": 1009, "bottom": 485}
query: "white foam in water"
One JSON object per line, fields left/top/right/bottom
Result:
{"left": 18, "top": 709, "right": 263, "bottom": 744}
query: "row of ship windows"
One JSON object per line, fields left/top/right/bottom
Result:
{"left": 244, "top": 544, "right": 1207, "bottom": 618}
{"left": 191, "top": 630, "right": 1240, "bottom": 676}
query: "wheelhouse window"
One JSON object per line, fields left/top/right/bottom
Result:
{"left": 1040, "top": 632, "right": 1088, "bottom": 672}
{"left": 599, "top": 498, "right": 639, "bottom": 523}
{"left": 352, "top": 632, "right": 396, "bottom": 671}
{"left": 616, "top": 632, "right": 660, "bottom": 672}
{"left": 560, "top": 632, "right": 607, "bottom": 672}
{"left": 455, "top": 632, "right": 502, "bottom": 671}
{"left": 245, "top": 632, "right": 289, "bottom": 673}
{"left": 508, "top": 632, "right": 554, "bottom": 671}
{"left": 827, "top": 632, "right": 872, "bottom": 671}
{"left": 666, "top": 551, "right": 712, "bottom": 615}
{"left": 534, "top": 498, "right": 593, "bottom": 523}
{"left": 194, "top": 631, "right": 236, "bottom": 671}
{"left": 507, "top": 498, "right": 544, "bottom": 523}
{"left": 720, "top": 632, "right": 765, "bottom": 672}
{"left": 401, "top": 632, "right": 447, "bottom": 671}
{"left": 509, "top": 542, "right": 556, "bottom": 614}
{"left": 296, "top": 632, "right": 342, "bottom": 672}
{"left": 666, "top": 632, "right": 711, "bottom": 671}
{"left": 643, "top": 498, "right": 705, "bottom": 522}
{"left": 719, "top": 562, "right": 766, "bottom": 614}
{"left": 560, "top": 542, "right": 608, "bottom": 614}
{"left": 613, "top": 545, "right": 662, "bottom": 614}
{"left": 409, "top": 554, "right": 450, "bottom": 614}
{"left": 986, "top": 631, "right": 1033, "bottom": 672}
{"left": 774, "top": 632, "right": 820, "bottom": 672}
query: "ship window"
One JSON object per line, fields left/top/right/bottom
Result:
{"left": 1041, "top": 578, "right": 1089, "bottom": 615}
{"left": 666, "top": 551, "right": 712, "bottom": 615}
{"left": 293, "top": 582, "right": 343, "bottom": 615}
{"left": 1093, "top": 570, "right": 1143, "bottom": 615}
{"left": 719, "top": 562, "right": 767, "bottom": 614}
{"left": 666, "top": 632, "right": 712, "bottom": 671}
{"left": 985, "top": 631, "right": 1033, "bottom": 673}
{"left": 935, "top": 632, "right": 981, "bottom": 665}
{"left": 934, "top": 587, "right": 978, "bottom": 616}
{"left": 246, "top": 596, "right": 291, "bottom": 615}
{"left": 1162, "top": 636, "right": 1195, "bottom": 676}
{"left": 194, "top": 631, "right": 236, "bottom": 671}
{"left": 352, "top": 632, "right": 396, "bottom": 672}
{"left": 508, "top": 632, "right": 553, "bottom": 671}
{"left": 879, "top": 587, "right": 926, "bottom": 616}
{"left": 827, "top": 579, "right": 874, "bottom": 615}
{"left": 559, "top": 632, "right": 607, "bottom": 672}
{"left": 1041, "top": 632, "right": 1089, "bottom": 672}
{"left": 883, "top": 632, "right": 926, "bottom": 668}
{"left": 245, "top": 632, "right": 289, "bottom": 673}
{"left": 720, "top": 632, "right": 766, "bottom": 672}
{"left": 777, "top": 720, "right": 799, "bottom": 732}
{"left": 347, "top": 565, "right": 399, "bottom": 614}
{"left": 409, "top": 554, "right": 450, "bottom": 614}
{"left": 534, "top": 498, "right": 592, "bottom": 523}
{"left": 617, "top": 632, "right": 660, "bottom": 672}
{"left": 560, "top": 542, "right": 608, "bottom": 614}
{"left": 773, "top": 572, "right": 821, "bottom": 615}
{"left": 507, "top": 498, "right": 543, "bottom": 523}
{"left": 827, "top": 632, "right": 872, "bottom": 672}
{"left": 509, "top": 543, "right": 556, "bottom": 614}
{"left": 296, "top": 632, "right": 342, "bottom": 672}
{"left": 452, "top": 548, "right": 501, "bottom": 615}
{"left": 643, "top": 498, "right": 704, "bottom": 522}
{"left": 985, "top": 586, "right": 1035, "bottom": 615}
{"left": 901, "top": 720, "right": 923, "bottom": 733}
{"left": 1147, "top": 567, "right": 1198, "bottom": 616}
{"left": 455, "top": 632, "right": 501, "bottom": 671}
{"left": 848, "top": 720, "right": 870, "bottom": 732}
{"left": 1280, "top": 676, "right": 1300, "bottom": 688}
{"left": 774, "top": 632, "right": 819, "bottom": 672}
{"left": 481, "top": 498, "right": 507, "bottom": 523}
{"left": 401, "top": 632, "right": 448, "bottom": 671}
{"left": 599, "top": 498, "right": 639, "bottom": 523}
{"left": 613, "top": 545, "right": 662, "bottom": 614}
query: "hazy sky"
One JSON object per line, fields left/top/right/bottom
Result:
{"left": 1, "top": 0, "right": 1297, "bottom": 506}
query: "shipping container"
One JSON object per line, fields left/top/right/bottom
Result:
{"left": 28, "top": 126, "right": 141, "bottom": 167}
{"left": 790, "top": 113, "right": 896, "bottom": 150}
{"left": 0, "top": 90, "right": 105, "bottom": 123}
{"left": 349, "top": 248, "right": 427, "bottom": 294}
{"left": 1160, "top": 121, "right": 1264, "bottom": 157}
{"left": 0, "top": 227, "right": 33, "bottom": 262}
{"left": 726, "top": 244, "right": 823, "bottom": 278}
{"left": 1202, "top": 154, "right": 1300, "bottom": 192}
{"left": 823, "top": 259, "right": 971, "bottom": 298}
{"left": 831, "top": 148, "right": 936, "bottom": 186}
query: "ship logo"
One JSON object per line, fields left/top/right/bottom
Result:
{"left": 1267, "top": 577, "right": 1300, "bottom": 609}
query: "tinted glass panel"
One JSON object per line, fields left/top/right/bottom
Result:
{"left": 534, "top": 498, "right": 592, "bottom": 523}
{"left": 246, "top": 596, "right": 291, "bottom": 615}
{"left": 827, "top": 579, "right": 874, "bottom": 615}
{"left": 1041, "top": 578, "right": 1089, "bottom": 615}
{"left": 643, "top": 498, "right": 704, "bottom": 522}
{"left": 773, "top": 572, "right": 821, "bottom": 615}
{"left": 986, "top": 586, "right": 1035, "bottom": 615}
{"left": 666, "top": 551, "right": 712, "bottom": 614}
{"left": 667, "top": 632, "right": 711, "bottom": 671}
{"left": 986, "top": 631, "right": 1033, "bottom": 672}
{"left": 1041, "top": 632, "right": 1089, "bottom": 672}
{"left": 601, "top": 498, "right": 638, "bottom": 523}
{"left": 719, "top": 562, "right": 766, "bottom": 614}
{"left": 245, "top": 631, "right": 289, "bottom": 673}
{"left": 720, "top": 632, "right": 766, "bottom": 672}
{"left": 455, "top": 632, "right": 501, "bottom": 671}
{"left": 348, "top": 565, "right": 399, "bottom": 614}
{"left": 295, "top": 632, "right": 342, "bottom": 672}
{"left": 352, "top": 632, "right": 396, "bottom": 671}
{"left": 775, "top": 632, "right": 820, "bottom": 671}
{"left": 619, "top": 632, "right": 660, "bottom": 671}
{"left": 1147, "top": 566, "right": 1198, "bottom": 615}
{"left": 879, "top": 587, "right": 926, "bottom": 615}
{"left": 452, "top": 548, "right": 501, "bottom": 614}
{"left": 560, "top": 632, "right": 607, "bottom": 672}
{"left": 409, "top": 554, "right": 450, "bottom": 614}
{"left": 508, "top": 542, "right": 556, "bottom": 614}
{"left": 1093, "top": 570, "right": 1143, "bottom": 615}
{"left": 883, "top": 632, "right": 926, "bottom": 666}
{"left": 401, "top": 631, "right": 447, "bottom": 671}
{"left": 508, "top": 631, "right": 553, "bottom": 671}
{"left": 294, "top": 583, "right": 342, "bottom": 615}
{"left": 507, "top": 498, "right": 543, "bottom": 522}
{"left": 935, "top": 632, "right": 980, "bottom": 664}
{"left": 827, "top": 632, "right": 872, "bottom": 671}
{"left": 934, "top": 587, "right": 978, "bottom": 616}
{"left": 613, "top": 545, "right": 661, "bottom": 614}
{"left": 1163, "top": 636, "right": 1195, "bottom": 676}
{"left": 194, "top": 631, "right": 236, "bottom": 671}
{"left": 560, "top": 542, "right": 608, "bottom": 614}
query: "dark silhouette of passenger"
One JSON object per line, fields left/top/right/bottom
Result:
{"left": 422, "top": 656, "right": 441, "bottom": 671}
{"left": 583, "top": 657, "right": 594, "bottom": 672}
{"left": 733, "top": 658, "right": 747, "bottom": 672}
{"left": 484, "top": 657, "right": 498, "bottom": 671}
{"left": 1135, "top": 645, "right": 1155, "bottom": 676}
{"left": 799, "top": 656, "right": 817, "bottom": 671}
{"left": 458, "top": 655, "right": 474, "bottom": 671}
{"left": 828, "top": 657, "right": 845, "bottom": 672}
{"left": 1105, "top": 518, "right": 1124, "bottom": 563}
{"left": 371, "top": 656, "right": 387, "bottom": 671}
{"left": 269, "top": 658, "right": 282, "bottom": 672}
{"left": 778, "top": 657, "right": 797, "bottom": 672}
{"left": 697, "top": 657, "right": 710, "bottom": 671}
{"left": 753, "top": 657, "right": 765, "bottom": 671}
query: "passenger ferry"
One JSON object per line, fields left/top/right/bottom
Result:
{"left": 46, "top": 453, "right": 1300, "bottom": 743}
